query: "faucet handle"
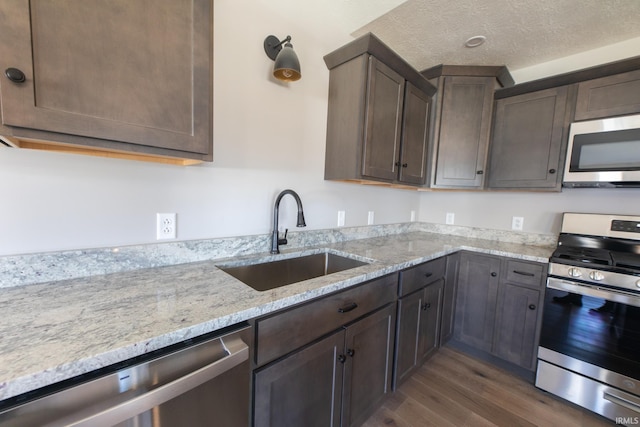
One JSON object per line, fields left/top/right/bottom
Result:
{"left": 278, "top": 228, "right": 288, "bottom": 246}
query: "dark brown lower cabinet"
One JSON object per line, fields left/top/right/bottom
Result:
{"left": 394, "top": 279, "right": 443, "bottom": 388}
{"left": 440, "top": 253, "right": 460, "bottom": 346}
{"left": 493, "top": 283, "right": 541, "bottom": 370}
{"left": 253, "top": 330, "right": 344, "bottom": 427}
{"left": 453, "top": 251, "right": 545, "bottom": 372}
{"left": 342, "top": 304, "right": 396, "bottom": 427}
{"left": 454, "top": 252, "right": 501, "bottom": 352}
{"left": 253, "top": 304, "right": 396, "bottom": 427}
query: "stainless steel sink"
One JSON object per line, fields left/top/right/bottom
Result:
{"left": 219, "top": 252, "right": 369, "bottom": 292}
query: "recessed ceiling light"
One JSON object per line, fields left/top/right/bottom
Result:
{"left": 464, "top": 35, "right": 486, "bottom": 48}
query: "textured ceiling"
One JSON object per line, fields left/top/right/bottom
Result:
{"left": 351, "top": 0, "right": 640, "bottom": 73}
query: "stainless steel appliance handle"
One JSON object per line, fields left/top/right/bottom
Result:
{"left": 604, "top": 389, "right": 640, "bottom": 414}
{"left": 61, "top": 336, "right": 249, "bottom": 427}
{"left": 547, "top": 277, "right": 640, "bottom": 308}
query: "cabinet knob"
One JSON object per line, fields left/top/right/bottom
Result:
{"left": 422, "top": 302, "right": 431, "bottom": 311}
{"left": 490, "top": 272, "right": 497, "bottom": 277}
{"left": 5, "top": 68, "right": 26, "bottom": 83}
{"left": 347, "top": 348, "right": 355, "bottom": 357}
{"left": 549, "top": 169, "right": 556, "bottom": 174}
{"left": 528, "top": 304, "right": 536, "bottom": 310}
{"left": 338, "top": 354, "right": 347, "bottom": 364}
{"left": 476, "top": 170, "right": 484, "bottom": 175}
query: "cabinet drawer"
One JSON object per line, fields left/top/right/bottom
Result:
{"left": 255, "top": 274, "right": 397, "bottom": 366}
{"left": 399, "top": 257, "right": 446, "bottom": 296}
{"left": 503, "top": 260, "right": 545, "bottom": 288}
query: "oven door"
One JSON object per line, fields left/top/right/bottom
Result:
{"left": 540, "top": 277, "right": 640, "bottom": 382}
{"left": 563, "top": 114, "right": 640, "bottom": 187}
{"left": 538, "top": 277, "right": 640, "bottom": 421}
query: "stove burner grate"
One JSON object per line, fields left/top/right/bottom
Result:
{"left": 611, "top": 252, "right": 640, "bottom": 270}
{"left": 553, "top": 247, "right": 613, "bottom": 266}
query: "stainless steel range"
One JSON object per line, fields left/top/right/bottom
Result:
{"left": 537, "top": 213, "right": 640, "bottom": 424}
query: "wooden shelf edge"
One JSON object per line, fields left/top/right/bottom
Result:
{"left": 2, "top": 137, "right": 203, "bottom": 166}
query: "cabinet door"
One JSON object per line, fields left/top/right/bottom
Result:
{"left": 493, "top": 283, "right": 540, "bottom": 370}
{"left": 393, "top": 289, "right": 422, "bottom": 388}
{"left": 433, "top": 76, "right": 494, "bottom": 188}
{"left": 575, "top": 69, "right": 640, "bottom": 120}
{"left": 342, "top": 304, "right": 396, "bottom": 427}
{"left": 418, "top": 279, "right": 443, "bottom": 363}
{"left": 440, "top": 253, "right": 459, "bottom": 346}
{"left": 454, "top": 252, "right": 501, "bottom": 352}
{"left": 362, "top": 57, "right": 405, "bottom": 181}
{"left": 0, "top": 0, "right": 212, "bottom": 156}
{"left": 253, "top": 330, "right": 345, "bottom": 427}
{"left": 398, "top": 82, "right": 430, "bottom": 185}
{"left": 488, "top": 86, "right": 569, "bottom": 190}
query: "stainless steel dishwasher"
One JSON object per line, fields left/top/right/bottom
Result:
{"left": 0, "top": 324, "right": 251, "bottom": 427}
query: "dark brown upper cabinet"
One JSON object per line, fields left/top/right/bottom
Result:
{"left": 488, "top": 86, "right": 574, "bottom": 191}
{"left": 0, "top": 0, "right": 213, "bottom": 165}
{"left": 422, "top": 66, "right": 513, "bottom": 189}
{"left": 323, "top": 33, "right": 436, "bottom": 188}
{"left": 575, "top": 68, "right": 640, "bottom": 121}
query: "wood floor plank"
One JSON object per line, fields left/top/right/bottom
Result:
{"left": 363, "top": 346, "right": 614, "bottom": 426}
{"left": 388, "top": 394, "right": 458, "bottom": 427}
{"left": 414, "top": 364, "right": 537, "bottom": 427}
{"left": 400, "top": 375, "right": 473, "bottom": 426}
{"left": 425, "top": 348, "right": 585, "bottom": 426}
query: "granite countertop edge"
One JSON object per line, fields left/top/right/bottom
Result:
{"left": 0, "top": 231, "right": 555, "bottom": 402}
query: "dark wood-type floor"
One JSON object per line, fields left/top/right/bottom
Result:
{"left": 363, "top": 346, "right": 614, "bottom": 426}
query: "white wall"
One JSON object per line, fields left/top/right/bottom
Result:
{"left": 419, "top": 189, "right": 640, "bottom": 236}
{"left": 0, "top": 0, "right": 421, "bottom": 256}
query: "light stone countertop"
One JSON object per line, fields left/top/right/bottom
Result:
{"left": 0, "top": 231, "right": 554, "bottom": 402}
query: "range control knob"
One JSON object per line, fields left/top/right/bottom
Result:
{"left": 568, "top": 267, "right": 582, "bottom": 278}
{"left": 636, "top": 279, "right": 640, "bottom": 289}
{"left": 589, "top": 271, "right": 605, "bottom": 281}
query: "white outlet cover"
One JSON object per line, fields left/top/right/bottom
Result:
{"left": 512, "top": 216, "right": 524, "bottom": 231}
{"left": 367, "top": 211, "right": 375, "bottom": 225}
{"left": 337, "top": 210, "right": 346, "bottom": 227}
{"left": 157, "top": 213, "right": 177, "bottom": 240}
{"left": 446, "top": 213, "right": 455, "bottom": 225}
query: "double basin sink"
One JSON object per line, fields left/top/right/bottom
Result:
{"left": 218, "top": 251, "right": 369, "bottom": 291}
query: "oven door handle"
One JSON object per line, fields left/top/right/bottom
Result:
{"left": 547, "top": 277, "right": 640, "bottom": 308}
{"left": 604, "top": 389, "right": 640, "bottom": 414}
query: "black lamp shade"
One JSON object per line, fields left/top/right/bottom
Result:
{"left": 273, "top": 42, "right": 301, "bottom": 82}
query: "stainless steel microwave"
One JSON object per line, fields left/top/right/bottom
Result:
{"left": 563, "top": 114, "right": 640, "bottom": 188}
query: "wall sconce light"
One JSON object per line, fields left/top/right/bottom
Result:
{"left": 263, "top": 35, "right": 301, "bottom": 82}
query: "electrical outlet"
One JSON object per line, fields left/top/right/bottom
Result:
{"left": 446, "top": 212, "right": 455, "bottom": 225}
{"left": 367, "top": 211, "right": 375, "bottom": 225}
{"left": 410, "top": 210, "right": 416, "bottom": 222}
{"left": 337, "top": 210, "right": 345, "bottom": 227}
{"left": 157, "top": 213, "right": 176, "bottom": 240}
{"left": 512, "top": 216, "right": 524, "bottom": 231}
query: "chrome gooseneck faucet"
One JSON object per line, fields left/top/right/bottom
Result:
{"left": 271, "top": 189, "right": 306, "bottom": 254}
